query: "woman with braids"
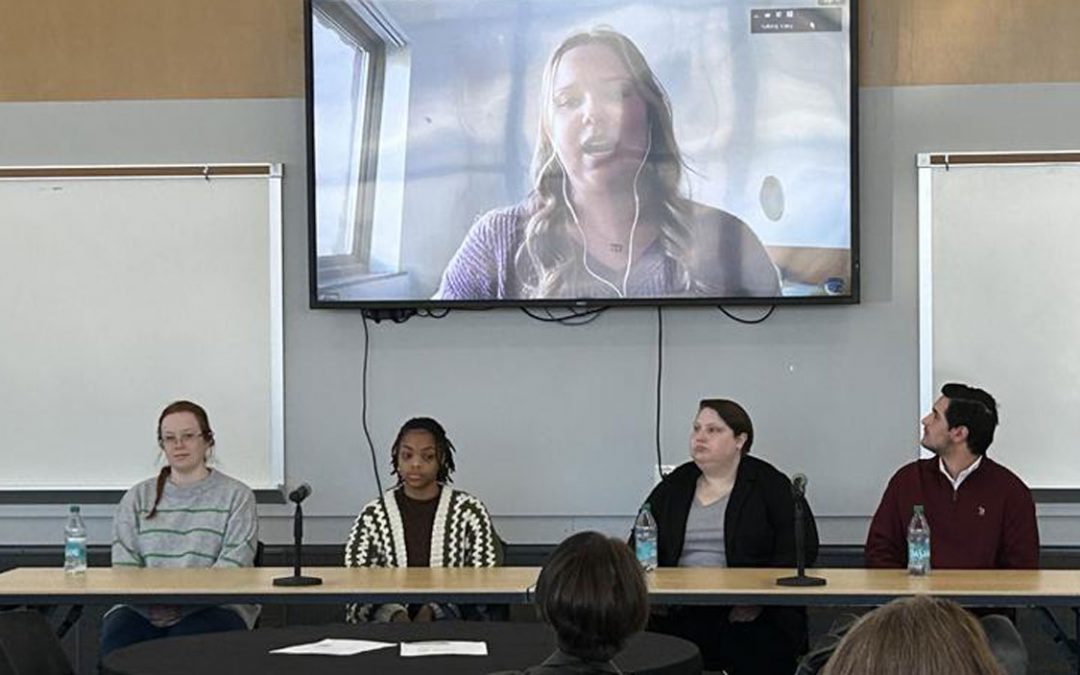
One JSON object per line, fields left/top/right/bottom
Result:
{"left": 344, "top": 417, "right": 501, "bottom": 623}
{"left": 100, "top": 400, "right": 258, "bottom": 659}
{"left": 435, "top": 27, "right": 779, "bottom": 301}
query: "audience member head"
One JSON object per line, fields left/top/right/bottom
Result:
{"left": 820, "top": 596, "right": 1006, "bottom": 675}
{"left": 535, "top": 531, "right": 648, "bottom": 662}
{"left": 391, "top": 417, "right": 457, "bottom": 488}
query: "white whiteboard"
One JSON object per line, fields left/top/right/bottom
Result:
{"left": 918, "top": 153, "right": 1080, "bottom": 491}
{"left": 0, "top": 165, "right": 284, "bottom": 491}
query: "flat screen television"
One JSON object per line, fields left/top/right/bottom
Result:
{"left": 306, "top": 0, "right": 858, "bottom": 308}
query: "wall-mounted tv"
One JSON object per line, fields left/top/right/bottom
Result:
{"left": 306, "top": 0, "right": 858, "bottom": 308}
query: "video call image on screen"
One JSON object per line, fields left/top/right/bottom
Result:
{"left": 309, "top": 0, "right": 854, "bottom": 305}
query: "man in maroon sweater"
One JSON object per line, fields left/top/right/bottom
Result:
{"left": 865, "top": 383, "right": 1039, "bottom": 569}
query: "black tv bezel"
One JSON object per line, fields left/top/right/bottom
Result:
{"left": 304, "top": 0, "right": 860, "bottom": 311}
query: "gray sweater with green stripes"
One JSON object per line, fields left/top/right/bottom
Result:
{"left": 110, "top": 469, "right": 259, "bottom": 627}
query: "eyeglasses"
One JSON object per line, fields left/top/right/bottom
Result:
{"left": 161, "top": 432, "right": 204, "bottom": 446}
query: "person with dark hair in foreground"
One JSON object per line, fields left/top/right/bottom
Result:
{"left": 101, "top": 401, "right": 258, "bottom": 660}
{"left": 865, "top": 382, "right": 1038, "bottom": 569}
{"left": 491, "top": 531, "right": 648, "bottom": 674}
{"left": 819, "top": 596, "right": 1009, "bottom": 675}
{"left": 633, "top": 399, "right": 818, "bottom": 675}
{"left": 344, "top": 417, "right": 500, "bottom": 623}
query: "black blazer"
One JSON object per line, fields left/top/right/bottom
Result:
{"left": 641, "top": 456, "right": 818, "bottom": 569}
{"left": 636, "top": 455, "right": 820, "bottom": 651}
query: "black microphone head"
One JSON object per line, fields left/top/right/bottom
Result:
{"left": 288, "top": 483, "right": 312, "bottom": 503}
{"left": 792, "top": 473, "right": 807, "bottom": 497}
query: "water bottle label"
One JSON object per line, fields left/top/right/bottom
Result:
{"left": 907, "top": 540, "right": 930, "bottom": 573}
{"left": 636, "top": 539, "right": 656, "bottom": 565}
{"left": 65, "top": 539, "right": 87, "bottom": 567}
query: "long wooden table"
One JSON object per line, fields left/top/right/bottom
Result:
{"left": 3, "top": 566, "right": 1080, "bottom": 607}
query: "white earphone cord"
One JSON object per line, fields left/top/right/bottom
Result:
{"left": 563, "top": 131, "right": 652, "bottom": 298}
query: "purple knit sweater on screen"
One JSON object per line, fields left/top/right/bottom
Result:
{"left": 435, "top": 202, "right": 779, "bottom": 300}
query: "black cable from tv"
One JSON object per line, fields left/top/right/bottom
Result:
{"left": 717, "top": 304, "right": 776, "bottom": 324}
{"left": 655, "top": 306, "right": 665, "bottom": 480}
{"left": 360, "top": 311, "right": 384, "bottom": 499}
{"left": 519, "top": 306, "right": 608, "bottom": 325}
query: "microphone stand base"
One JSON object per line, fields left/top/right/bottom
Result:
{"left": 776, "top": 575, "right": 826, "bottom": 587}
{"left": 273, "top": 575, "right": 323, "bottom": 587}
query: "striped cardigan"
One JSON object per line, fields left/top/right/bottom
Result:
{"left": 344, "top": 486, "right": 500, "bottom": 622}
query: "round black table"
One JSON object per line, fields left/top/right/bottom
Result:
{"left": 103, "top": 621, "right": 701, "bottom": 675}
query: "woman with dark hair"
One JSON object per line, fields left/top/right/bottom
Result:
{"left": 344, "top": 417, "right": 500, "bottom": 622}
{"left": 101, "top": 400, "right": 258, "bottom": 659}
{"left": 436, "top": 27, "right": 779, "bottom": 301}
{"left": 492, "top": 531, "right": 648, "bottom": 675}
{"left": 634, "top": 399, "right": 818, "bottom": 675}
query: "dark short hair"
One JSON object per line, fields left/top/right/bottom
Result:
{"left": 391, "top": 417, "right": 457, "bottom": 484}
{"left": 941, "top": 383, "right": 998, "bottom": 455}
{"left": 699, "top": 399, "right": 754, "bottom": 454}
{"left": 536, "top": 532, "right": 648, "bottom": 662}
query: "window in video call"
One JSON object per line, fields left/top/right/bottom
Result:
{"left": 307, "top": 0, "right": 856, "bottom": 307}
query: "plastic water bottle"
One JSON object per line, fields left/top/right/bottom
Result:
{"left": 634, "top": 503, "right": 658, "bottom": 572}
{"left": 907, "top": 504, "right": 931, "bottom": 576}
{"left": 64, "top": 505, "right": 88, "bottom": 574}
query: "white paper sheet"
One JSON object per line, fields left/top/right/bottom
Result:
{"left": 399, "top": 640, "right": 489, "bottom": 657}
{"left": 270, "top": 638, "right": 396, "bottom": 656}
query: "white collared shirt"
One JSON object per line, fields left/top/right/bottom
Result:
{"left": 939, "top": 455, "right": 983, "bottom": 491}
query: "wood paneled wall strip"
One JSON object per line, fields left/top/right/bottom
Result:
{"left": 0, "top": 0, "right": 303, "bottom": 102}
{"left": 860, "top": 0, "right": 1080, "bottom": 87}
{"left": 1, "top": 0, "right": 1077, "bottom": 101}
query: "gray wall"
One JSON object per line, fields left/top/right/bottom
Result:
{"left": 2, "top": 82, "right": 1079, "bottom": 548}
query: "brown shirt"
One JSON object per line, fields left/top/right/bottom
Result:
{"left": 395, "top": 487, "right": 440, "bottom": 567}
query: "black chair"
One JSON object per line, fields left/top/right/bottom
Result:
{"left": 0, "top": 610, "right": 74, "bottom": 675}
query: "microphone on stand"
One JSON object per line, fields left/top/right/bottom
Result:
{"left": 288, "top": 483, "right": 312, "bottom": 503}
{"left": 273, "top": 483, "right": 323, "bottom": 587}
{"left": 777, "top": 473, "right": 826, "bottom": 587}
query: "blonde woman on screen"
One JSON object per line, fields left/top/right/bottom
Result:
{"left": 436, "top": 27, "right": 779, "bottom": 301}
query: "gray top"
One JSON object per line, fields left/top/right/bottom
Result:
{"left": 677, "top": 494, "right": 729, "bottom": 568}
{"left": 110, "top": 468, "right": 260, "bottom": 627}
